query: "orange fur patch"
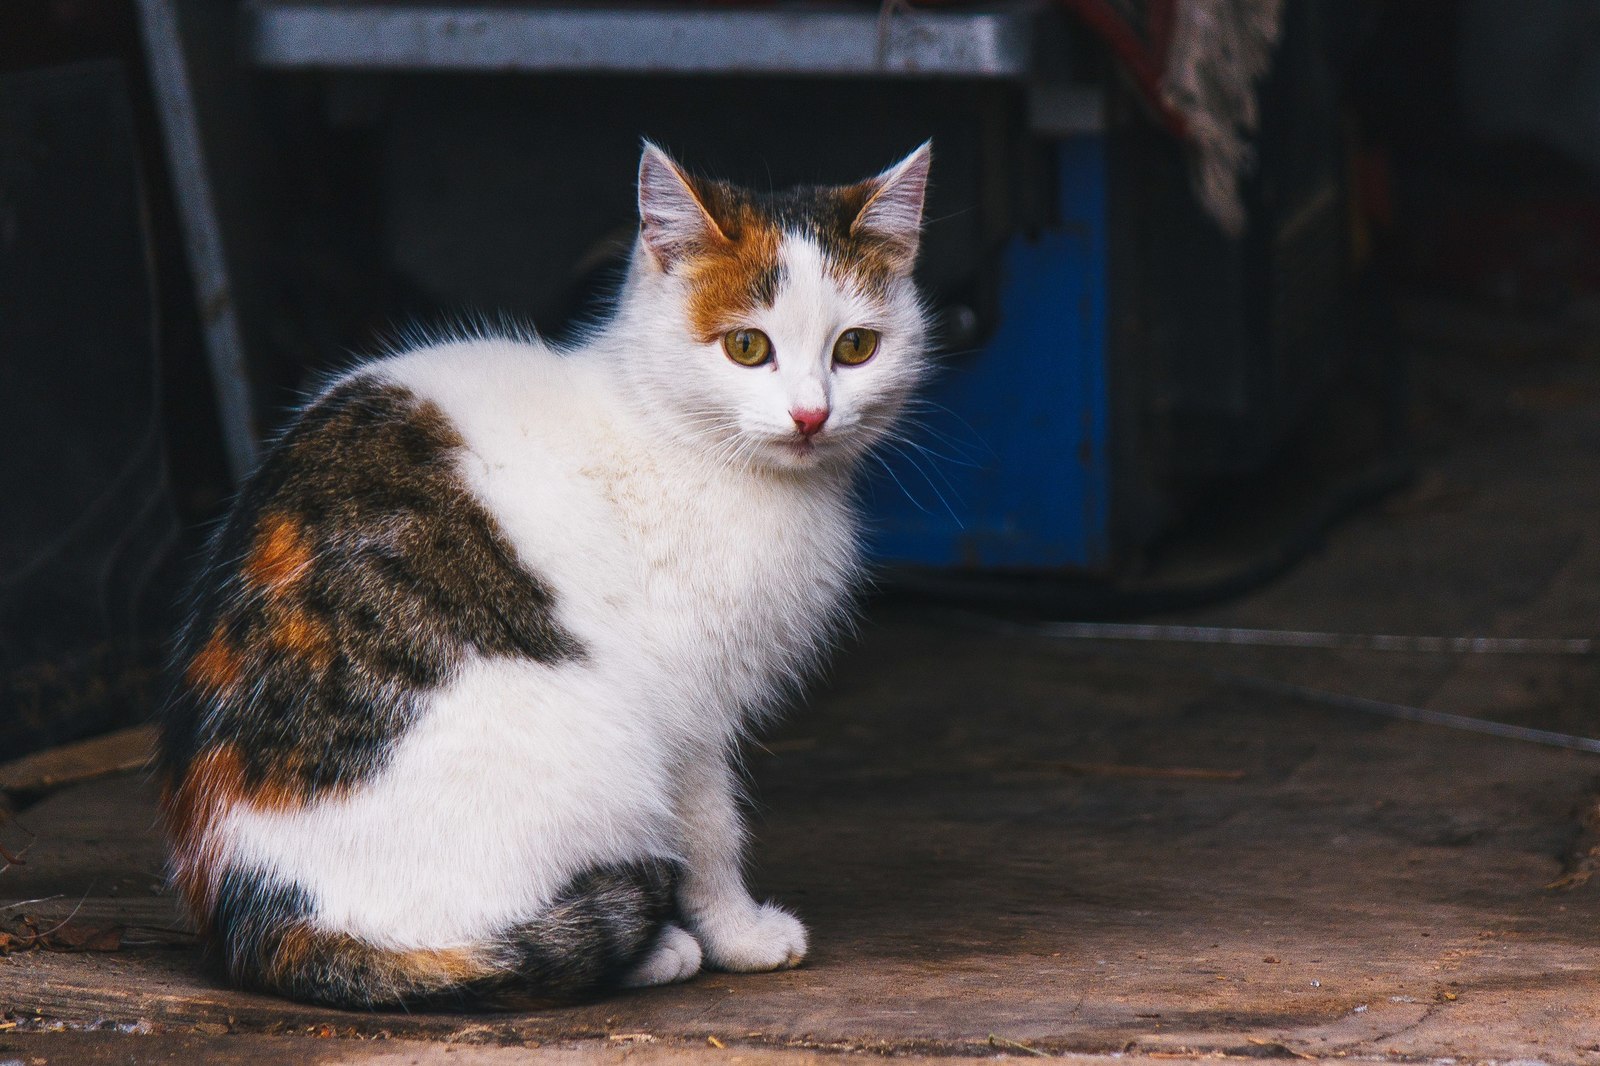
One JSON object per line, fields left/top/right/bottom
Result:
{"left": 269, "top": 603, "right": 334, "bottom": 671}
{"left": 260, "top": 926, "right": 488, "bottom": 991}
{"left": 827, "top": 179, "right": 906, "bottom": 297}
{"left": 244, "top": 513, "right": 314, "bottom": 592}
{"left": 271, "top": 923, "right": 318, "bottom": 976}
{"left": 162, "top": 743, "right": 301, "bottom": 920}
{"left": 682, "top": 199, "right": 783, "bottom": 343}
{"left": 834, "top": 243, "right": 902, "bottom": 298}
{"left": 829, "top": 251, "right": 897, "bottom": 301}
{"left": 399, "top": 945, "right": 488, "bottom": 984}
{"left": 186, "top": 624, "right": 244, "bottom": 695}
{"left": 242, "top": 513, "right": 334, "bottom": 672}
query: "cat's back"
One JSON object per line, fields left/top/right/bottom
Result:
{"left": 375, "top": 335, "right": 616, "bottom": 457}
{"left": 162, "top": 337, "right": 594, "bottom": 808}
{"left": 163, "top": 339, "right": 586, "bottom": 754}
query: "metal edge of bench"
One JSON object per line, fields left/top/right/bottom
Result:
{"left": 243, "top": 2, "right": 1053, "bottom": 79}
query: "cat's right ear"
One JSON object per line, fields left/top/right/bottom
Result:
{"left": 849, "top": 141, "right": 932, "bottom": 274}
{"left": 638, "top": 142, "right": 728, "bottom": 272}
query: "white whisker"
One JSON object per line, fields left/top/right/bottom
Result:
{"left": 868, "top": 451, "right": 934, "bottom": 515}
{"left": 879, "top": 441, "right": 963, "bottom": 524}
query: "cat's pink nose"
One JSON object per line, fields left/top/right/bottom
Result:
{"left": 791, "top": 408, "right": 830, "bottom": 437}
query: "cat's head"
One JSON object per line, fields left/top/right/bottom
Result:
{"left": 621, "top": 142, "right": 931, "bottom": 474}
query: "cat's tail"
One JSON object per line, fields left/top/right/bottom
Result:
{"left": 209, "top": 860, "right": 678, "bottom": 1009}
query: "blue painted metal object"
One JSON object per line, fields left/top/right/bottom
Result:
{"left": 864, "top": 135, "right": 1112, "bottom": 571}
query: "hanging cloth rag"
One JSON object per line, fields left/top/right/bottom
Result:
{"left": 1056, "top": 0, "right": 1285, "bottom": 235}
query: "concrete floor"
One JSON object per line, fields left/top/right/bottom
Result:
{"left": 5, "top": 307, "right": 1600, "bottom": 1063}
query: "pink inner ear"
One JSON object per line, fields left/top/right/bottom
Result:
{"left": 851, "top": 144, "right": 931, "bottom": 253}
{"left": 638, "top": 145, "right": 728, "bottom": 268}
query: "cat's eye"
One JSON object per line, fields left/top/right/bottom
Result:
{"left": 722, "top": 329, "right": 773, "bottom": 367}
{"left": 832, "top": 328, "right": 879, "bottom": 367}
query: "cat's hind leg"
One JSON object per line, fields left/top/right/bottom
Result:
{"left": 620, "top": 924, "right": 703, "bottom": 987}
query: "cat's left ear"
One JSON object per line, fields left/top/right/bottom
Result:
{"left": 849, "top": 141, "right": 932, "bottom": 273}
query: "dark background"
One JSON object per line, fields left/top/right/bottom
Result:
{"left": 4, "top": 0, "right": 1597, "bottom": 757}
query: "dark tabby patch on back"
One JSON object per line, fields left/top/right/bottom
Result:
{"left": 678, "top": 176, "right": 902, "bottom": 342}
{"left": 161, "top": 376, "right": 584, "bottom": 814}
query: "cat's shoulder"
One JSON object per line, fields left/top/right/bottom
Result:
{"left": 365, "top": 333, "right": 580, "bottom": 403}
{"left": 313, "top": 334, "right": 613, "bottom": 453}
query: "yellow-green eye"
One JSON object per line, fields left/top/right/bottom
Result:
{"left": 722, "top": 328, "right": 772, "bottom": 367}
{"left": 832, "top": 328, "right": 879, "bottom": 366}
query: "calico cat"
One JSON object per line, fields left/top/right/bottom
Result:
{"left": 158, "top": 142, "right": 932, "bottom": 1009}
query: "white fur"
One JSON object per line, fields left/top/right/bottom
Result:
{"left": 217, "top": 147, "right": 931, "bottom": 968}
{"left": 622, "top": 924, "right": 703, "bottom": 987}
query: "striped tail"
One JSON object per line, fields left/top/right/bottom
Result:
{"left": 210, "top": 861, "right": 678, "bottom": 1009}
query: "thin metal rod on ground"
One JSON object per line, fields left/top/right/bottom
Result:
{"left": 1202, "top": 668, "right": 1600, "bottom": 755}
{"left": 946, "top": 612, "right": 1600, "bottom": 757}
{"left": 1034, "top": 621, "right": 1595, "bottom": 655}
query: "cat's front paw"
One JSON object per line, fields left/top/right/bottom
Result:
{"left": 697, "top": 902, "right": 808, "bottom": 972}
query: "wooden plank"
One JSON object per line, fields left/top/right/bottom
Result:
{"left": 0, "top": 949, "right": 609, "bottom": 1042}
{"left": 0, "top": 725, "right": 156, "bottom": 797}
{"left": 0, "top": 896, "right": 184, "bottom": 929}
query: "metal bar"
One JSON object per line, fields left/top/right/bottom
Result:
{"left": 135, "top": 0, "right": 261, "bottom": 481}
{"left": 1210, "top": 669, "right": 1600, "bottom": 756}
{"left": 245, "top": 2, "right": 1046, "bottom": 79}
{"left": 1033, "top": 621, "right": 1596, "bottom": 655}
{"left": 952, "top": 611, "right": 1600, "bottom": 757}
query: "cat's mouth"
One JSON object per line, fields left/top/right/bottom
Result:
{"left": 764, "top": 432, "right": 845, "bottom": 469}
{"left": 733, "top": 426, "right": 860, "bottom": 472}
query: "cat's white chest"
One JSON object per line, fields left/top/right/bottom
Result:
{"left": 611, "top": 453, "right": 858, "bottom": 731}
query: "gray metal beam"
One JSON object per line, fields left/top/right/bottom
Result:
{"left": 136, "top": 0, "right": 262, "bottom": 481}
{"left": 245, "top": 2, "right": 1054, "bottom": 79}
